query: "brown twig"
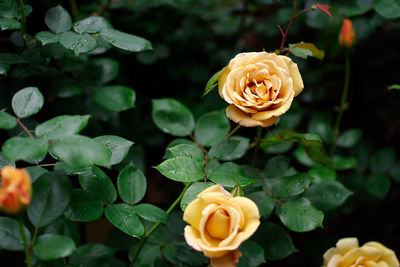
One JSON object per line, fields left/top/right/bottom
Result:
{"left": 17, "top": 118, "right": 33, "bottom": 138}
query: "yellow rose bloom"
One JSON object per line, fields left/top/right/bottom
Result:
{"left": 218, "top": 51, "right": 304, "bottom": 127}
{"left": 0, "top": 166, "right": 32, "bottom": 214}
{"left": 323, "top": 237, "right": 399, "bottom": 267}
{"left": 183, "top": 184, "right": 260, "bottom": 267}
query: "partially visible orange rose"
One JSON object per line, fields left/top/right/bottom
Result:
{"left": 218, "top": 52, "right": 304, "bottom": 127}
{"left": 0, "top": 166, "right": 32, "bottom": 214}
{"left": 323, "top": 237, "right": 399, "bottom": 267}
{"left": 339, "top": 19, "right": 356, "bottom": 48}
{"left": 183, "top": 185, "right": 260, "bottom": 267}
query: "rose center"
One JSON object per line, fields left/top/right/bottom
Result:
{"left": 205, "top": 208, "right": 230, "bottom": 239}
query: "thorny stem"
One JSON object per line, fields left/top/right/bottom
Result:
{"left": 330, "top": 53, "right": 350, "bottom": 157}
{"left": 18, "top": 0, "right": 27, "bottom": 40}
{"left": 17, "top": 118, "right": 33, "bottom": 138}
{"left": 30, "top": 226, "right": 39, "bottom": 258}
{"left": 224, "top": 125, "right": 241, "bottom": 140}
{"left": 69, "top": 0, "right": 79, "bottom": 20}
{"left": 279, "top": 0, "right": 297, "bottom": 53}
{"left": 251, "top": 127, "right": 263, "bottom": 167}
{"left": 129, "top": 182, "right": 192, "bottom": 266}
{"left": 18, "top": 216, "right": 32, "bottom": 267}
{"left": 189, "top": 134, "right": 208, "bottom": 154}
{"left": 204, "top": 154, "right": 209, "bottom": 182}
{"left": 256, "top": 169, "right": 285, "bottom": 206}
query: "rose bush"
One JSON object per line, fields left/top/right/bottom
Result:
{"left": 323, "top": 237, "right": 399, "bottom": 267}
{"left": 183, "top": 185, "right": 260, "bottom": 267}
{"left": 218, "top": 52, "right": 304, "bottom": 127}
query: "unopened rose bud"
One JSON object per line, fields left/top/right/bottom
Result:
{"left": 0, "top": 166, "right": 32, "bottom": 214}
{"left": 339, "top": 19, "right": 356, "bottom": 48}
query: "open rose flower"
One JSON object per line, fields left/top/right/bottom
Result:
{"left": 0, "top": 166, "right": 32, "bottom": 214}
{"left": 323, "top": 237, "right": 399, "bottom": 267}
{"left": 218, "top": 52, "right": 304, "bottom": 127}
{"left": 183, "top": 185, "right": 260, "bottom": 267}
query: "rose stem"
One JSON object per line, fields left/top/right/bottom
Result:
{"left": 129, "top": 182, "right": 193, "bottom": 266}
{"left": 330, "top": 52, "right": 351, "bottom": 157}
{"left": 17, "top": 118, "right": 33, "bottom": 138}
{"left": 18, "top": 0, "right": 27, "bottom": 42}
{"left": 19, "top": 215, "right": 32, "bottom": 267}
{"left": 251, "top": 126, "right": 263, "bottom": 167}
{"left": 224, "top": 125, "right": 241, "bottom": 140}
{"left": 279, "top": 0, "right": 297, "bottom": 53}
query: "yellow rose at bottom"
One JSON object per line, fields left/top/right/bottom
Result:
{"left": 183, "top": 185, "right": 260, "bottom": 267}
{"left": 323, "top": 237, "right": 399, "bottom": 267}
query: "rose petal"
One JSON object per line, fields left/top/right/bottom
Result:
{"left": 336, "top": 238, "right": 359, "bottom": 255}
{"left": 323, "top": 247, "right": 338, "bottom": 265}
{"left": 251, "top": 89, "right": 294, "bottom": 120}
{"left": 210, "top": 249, "right": 242, "bottom": 267}
{"left": 226, "top": 105, "right": 277, "bottom": 127}
{"left": 364, "top": 242, "right": 400, "bottom": 267}
{"left": 279, "top": 55, "right": 304, "bottom": 96}
{"left": 184, "top": 225, "right": 202, "bottom": 251}
{"left": 341, "top": 247, "right": 381, "bottom": 266}
{"left": 327, "top": 254, "right": 341, "bottom": 267}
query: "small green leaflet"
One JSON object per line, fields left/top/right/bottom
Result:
{"left": 203, "top": 66, "right": 226, "bottom": 98}
{"left": 289, "top": 42, "right": 325, "bottom": 60}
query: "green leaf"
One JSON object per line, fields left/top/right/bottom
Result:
{"left": 45, "top": 5, "right": 72, "bottom": 34}
{"left": 117, "top": 163, "right": 146, "bottom": 205}
{"left": 208, "top": 162, "right": 254, "bottom": 187}
{"left": 366, "top": 174, "right": 391, "bottom": 198}
{"left": 181, "top": 182, "right": 214, "bottom": 211}
{"left": 90, "top": 58, "right": 119, "bottom": 85}
{"left": 35, "top": 31, "right": 58, "bottom": 46}
{"left": 166, "top": 144, "right": 204, "bottom": 162}
{"left": 0, "top": 63, "right": 9, "bottom": 75}
{"left": 279, "top": 197, "right": 324, "bottom": 232}
{"left": 0, "top": 151, "right": 15, "bottom": 168}
{"left": 79, "top": 166, "right": 117, "bottom": 204}
{"left": 34, "top": 234, "right": 76, "bottom": 260}
{"left": 0, "top": 217, "right": 31, "bottom": 251}
{"left": 253, "top": 222, "right": 297, "bottom": 260}
{"left": 307, "top": 167, "right": 336, "bottom": 183}
{"left": 129, "top": 244, "right": 161, "bottom": 265}
{"left": 134, "top": 203, "right": 168, "bottom": 223}
{"left": 93, "top": 86, "right": 136, "bottom": 112}
{"left": 11, "top": 87, "right": 44, "bottom": 118}
{"left": 370, "top": 148, "right": 395, "bottom": 174}
{"left": 54, "top": 162, "right": 89, "bottom": 175}
{"left": 194, "top": 110, "right": 230, "bottom": 147}
{"left": 208, "top": 139, "right": 240, "bottom": 160}
{"left": 389, "top": 162, "right": 400, "bottom": 182}
{"left": 388, "top": 84, "right": 400, "bottom": 90}
{"left": 104, "top": 204, "right": 145, "bottom": 237}
{"left": 373, "top": 0, "right": 400, "bottom": 19}
{"left": 237, "top": 240, "right": 266, "bottom": 267}
{"left": 155, "top": 157, "right": 204, "bottom": 182}
{"left": 175, "top": 243, "right": 208, "bottom": 266}
{"left": 308, "top": 115, "right": 334, "bottom": 144}
{"left": 338, "top": 129, "right": 363, "bottom": 148}
{"left": 35, "top": 115, "right": 91, "bottom": 141}
{"left": 0, "top": 18, "right": 21, "bottom": 30}
{"left": 334, "top": 155, "right": 357, "bottom": 171}
{"left": 294, "top": 146, "right": 316, "bottom": 167}
{"left": 64, "top": 189, "right": 103, "bottom": 222}
{"left": 26, "top": 166, "right": 48, "bottom": 183}
{"left": 59, "top": 31, "right": 98, "bottom": 56}
{"left": 69, "top": 244, "right": 114, "bottom": 267}
{"left": 94, "top": 135, "right": 133, "bottom": 165}
{"left": 0, "top": 111, "right": 16, "bottom": 129}
{"left": 271, "top": 173, "right": 311, "bottom": 198}
{"left": 152, "top": 98, "right": 195, "bottom": 137}
{"left": 264, "top": 155, "right": 290, "bottom": 178}
{"left": 2, "top": 137, "right": 48, "bottom": 162}
{"left": 247, "top": 191, "right": 275, "bottom": 217}
{"left": 100, "top": 28, "right": 152, "bottom": 52}
{"left": 0, "top": 0, "right": 19, "bottom": 18}
{"left": 0, "top": 53, "right": 26, "bottom": 64}
{"left": 301, "top": 139, "right": 332, "bottom": 168}
{"left": 27, "top": 171, "right": 72, "bottom": 228}
{"left": 221, "top": 136, "right": 250, "bottom": 161}
{"left": 289, "top": 42, "right": 325, "bottom": 60}
{"left": 43, "top": 217, "right": 81, "bottom": 246}
{"left": 52, "top": 135, "right": 111, "bottom": 168}
{"left": 73, "top": 16, "right": 112, "bottom": 34}
{"left": 202, "top": 67, "right": 225, "bottom": 97}
{"left": 304, "top": 181, "right": 352, "bottom": 211}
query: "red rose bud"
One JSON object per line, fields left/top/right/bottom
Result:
{"left": 0, "top": 166, "right": 32, "bottom": 214}
{"left": 339, "top": 19, "right": 356, "bottom": 48}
